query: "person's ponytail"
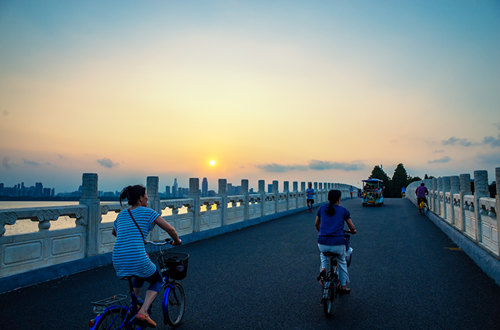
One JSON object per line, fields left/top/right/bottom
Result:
{"left": 325, "top": 189, "right": 341, "bottom": 216}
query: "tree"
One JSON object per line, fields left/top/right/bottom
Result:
{"left": 391, "top": 163, "right": 409, "bottom": 198}
{"left": 370, "top": 165, "right": 391, "bottom": 195}
{"left": 367, "top": 163, "right": 431, "bottom": 197}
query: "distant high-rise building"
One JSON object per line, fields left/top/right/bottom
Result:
{"left": 173, "top": 179, "right": 178, "bottom": 198}
{"left": 0, "top": 181, "right": 56, "bottom": 198}
{"left": 165, "top": 186, "right": 171, "bottom": 198}
{"left": 35, "top": 182, "right": 43, "bottom": 197}
{"left": 202, "top": 178, "right": 208, "bottom": 197}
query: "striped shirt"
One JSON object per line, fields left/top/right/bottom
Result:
{"left": 112, "top": 207, "right": 159, "bottom": 278}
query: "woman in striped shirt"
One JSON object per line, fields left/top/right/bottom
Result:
{"left": 112, "top": 185, "right": 181, "bottom": 327}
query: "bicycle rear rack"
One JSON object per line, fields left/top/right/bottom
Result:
{"left": 91, "top": 294, "right": 128, "bottom": 314}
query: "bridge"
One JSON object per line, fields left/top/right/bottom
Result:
{"left": 1, "top": 198, "right": 499, "bottom": 329}
{"left": 1, "top": 169, "right": 500, "bottom": 328}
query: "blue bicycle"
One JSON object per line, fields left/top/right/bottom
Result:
{"left": 89, "top": 240, "right": 188, "bottom": 329}
{"left": 321, "top": 231, "right": 354, "bottom": 316}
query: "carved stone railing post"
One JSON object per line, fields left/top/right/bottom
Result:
{"left": 431, "top": 178, "right": 437, "bottom": 212}
{"left": 450, "top": 176, "right": 460, "bottom": 226}
{"left": 304, "top": 181, "right": 308, "bottom": 206}
{"left": 496, "top": 167, "right": 500, "bottom": 257}
{"left": 241, "top": 179, "right": 249, "bottom": 220}
{"left": 189, "top": 178, "right": 200, "bottom": 232}
{"left": 459, "top": 174, "right": 471, "bottom": 232}
{"left": 147, "top": 176, "right": 160, "bottom": 240}
{"left": 284, "top": 181, "right": 290, "bottom": 211}
{"left": 258, "top": 180, "right": 265, "bottom": 217}
{"left": 443, "top": 176, "right": 451, "bottom": 221}
{"left": 293, "top": 182, "right": 298, "bottom": 210}
{"left": 437, "top": 177, "right": 444, "bottom": 216}
{"left": 272, "top": 180, "right": 279, "bottom": 214}
{"left": 219, "top": 179, "right": 228, "bottom": 226}
{"left": 474, "top": 170, "right": 489, "bottom": 243}
{"left": 319, "top": 183, "right": 323, "bottom": 203}
{"left": 79, "top": 173, "right": 100, "bottom": 257}
{"left": 314, "top": 182, "right": 318, "bottom": 202}
{"left": 301, "top": 182, "right": 306, "bottom": 207}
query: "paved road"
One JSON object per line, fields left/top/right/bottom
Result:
{"left": 2, "top": 198, "right": 499, "bottom": 329}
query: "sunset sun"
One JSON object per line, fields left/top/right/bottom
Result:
{"left": 209, "top": 160, "right": 216, "bottom": 167}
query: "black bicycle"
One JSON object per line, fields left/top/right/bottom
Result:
{"left": 320, "top": 231, "right": 354, "bottom": 316}
{"left": 89, "top": 239, "right": 188, "bottom": 329}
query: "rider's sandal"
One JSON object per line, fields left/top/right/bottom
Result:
{"left": 339, "top": 287, "right": 351, "bottom": 294}
{"left": 317, "top": 270, "right": 326, "bottom": 287}
{"left": 135, "top": 313, "right": 157, "bottom": 328}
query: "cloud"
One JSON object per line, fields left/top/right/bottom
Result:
{"left": 2, "top": 110, "right": 8, "bottom": 117}
{"left": 428, "top": 156, "right": 451, "bottom": 164}
{"left": 433, "top": 149, "right": 445, "bottom": 153}
{"left": 309, "top": 160, "right": 365, "bottom": 171}
{"left": 442, "top": 137, "right": 473, "bottom": 147}
{"left": 23, "top": 159, "right": 40, "bottom": 166}
{"left": 483, "top": 135, "right": 500, "bottom": 147}
{"left": 256, "top": 160, "right": 365, "bottom": 173}
{"left": 256, "top": 163, "right": 307, "bottom": 173}
{"left": 97, "top": 158, "right": 119, "bottom": 168}
{"left": 2, "top": 157, "right": 11, "bottom": 169}
{"left": 477, "top": 153, "right": 500, "bottom": 165}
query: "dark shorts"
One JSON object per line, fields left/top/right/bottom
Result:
{"left": 417, "top": 197, "right": 428, "bottom": 205}
{"left": 132, "top": 268, "right": 162, "bottom": 292}
{"left": 307, "top": 199, "right": 314, "bottom": 204}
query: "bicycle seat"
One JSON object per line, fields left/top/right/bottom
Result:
{"left": 323, "top": 252, "right": 341, "bottom": 257}
{"left": 119, "top": 276, "right": 134, "bottom": 280}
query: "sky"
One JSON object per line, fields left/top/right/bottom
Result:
{"left": 1, "top": 0, "right": 499, "bottom": 193}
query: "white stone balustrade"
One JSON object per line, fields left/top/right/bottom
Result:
{"left": 406, "top": 167, "right": 499, "bottom": 258}
{"left": 0, "top": 173, "right": 354, "bottom": 283}
{"left": 0, "top": 205, "right": 88, "bottom": 277}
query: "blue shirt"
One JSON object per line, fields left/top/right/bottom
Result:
{"left": 317, "top": 204, "right": 351, "bottom": 246}
{"left": 306, "top": 188, "right": 315, "bottom": 199}
{"left": 112, "top": 207, "right": 159, "bottom": 278}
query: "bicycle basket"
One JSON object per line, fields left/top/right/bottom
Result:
{"left": 158, "top": 252, "right": 189, "bottom": 280}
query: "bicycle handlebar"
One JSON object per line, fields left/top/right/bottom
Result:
{"left": 145, "top": 238, "right": 173, "bottom": 246}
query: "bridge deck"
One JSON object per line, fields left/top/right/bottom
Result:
{"left": 2, "top": 198, "right": 499, "bottom": 329}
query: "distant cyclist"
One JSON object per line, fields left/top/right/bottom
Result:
{"left": 306, "top": 183, "right": 315, "bottom": 212}
{"left": 415, "top": 182, "right": 429, "bottom": 211}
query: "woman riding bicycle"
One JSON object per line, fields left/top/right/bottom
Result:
{"left": 315, "top": 189, "right": 357, "bottom": 293}
{"left": 112, "top": 185, "right": 182, "bottom": 327}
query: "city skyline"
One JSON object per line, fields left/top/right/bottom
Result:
{"left": 1, "top": 1, "right": 499, "bottom": 192}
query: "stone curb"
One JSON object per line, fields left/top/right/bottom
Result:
{"left": 424, "top": 209, "right": 500, "bottom": 287}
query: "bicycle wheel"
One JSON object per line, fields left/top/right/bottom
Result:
{"left": 163, "top": 282, "right": 185, "bottom": 326}
{"left": 323, "top": 285, "right": 334, "bottom": 316}
{"left": 93, "top": 306, "right": 139, "bottom": 330}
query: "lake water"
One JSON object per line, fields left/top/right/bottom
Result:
{"left": 0, "top": 201, "right": 120, "bottom": 236}
{"left": 0, "top": 201, "right": 183, "bottom": 236}
{"left": 0, "top": 201, "right": 79, "bottom": 209}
